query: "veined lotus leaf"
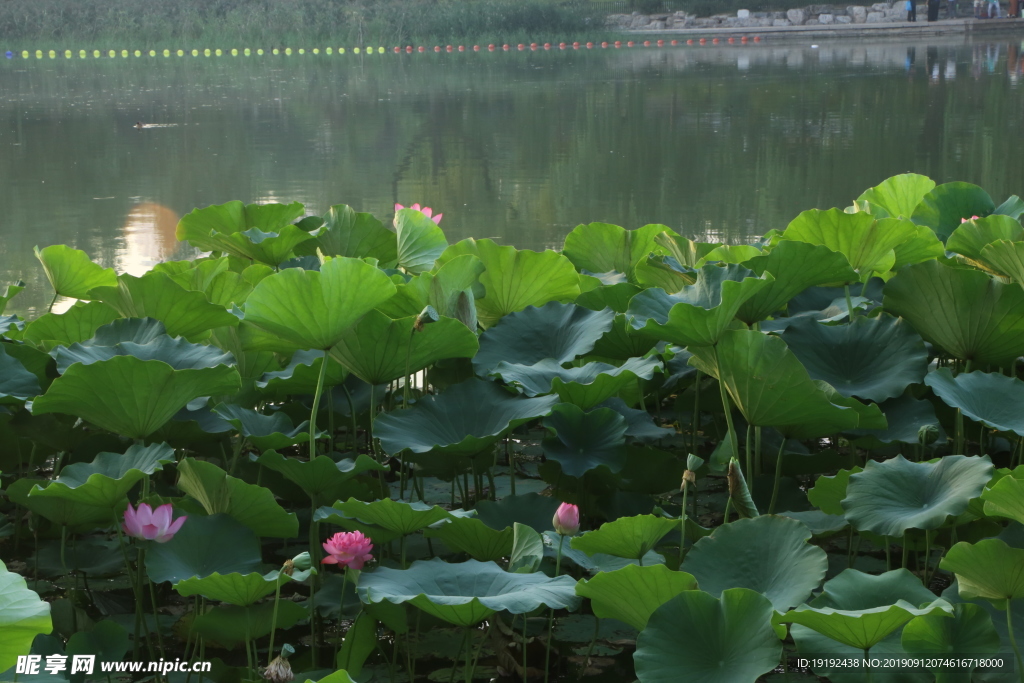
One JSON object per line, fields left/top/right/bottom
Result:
{"left": 22, "top": 301, "right": 120, "bottom": 350}
{"left": 89, "top": 272, "right": 238, "bottom": 340}
{"left": 493, "top": 356, "right": 661, "bottom": 410}
{"left": 541, "top": 403, "right": 627, "bottom": 478}
{"left": 206, "top": 326, "right": 279, "bottom": 405}
{"left": 912, "top": 182, "right": 996, "bottom": 241}
{"left": 575, "top": 564, "right": 698, "bottom": 631}
{"left": 995, "top": 195, "right": 1024, "bottom": 220}
{"left": 591, "top": 313, "right": 661, "bottom": 361}
{"left": 212, "top": 403, "right": 314, "bottom": 451}
{"left": 243, "top": 256, "right": 397, "bottom": 351}
{"left": 570, "top": 514, "right": 677, "bottom": 561}
{"left": 176, "top": 457, "right": 298, "bottom": 538}
{"left": 562, "top": 222, "right": 670, "bottom": 283}
{"left": 681, "top": 515, "right": 827, "bottom": 611}
{"left": 32, "top": 356, "right": 241, "bottom": 438}
{"left": 0, "top": 562, "right": 53, "bottom": 673}
{"left": 394, "top": 207, "right": 448, "bottom": 274}
{"left": 551, "top": 530, "right": 666, "bottom": 573}
{"left": 153, "top": 258, "right": 255, "bottom": 307}
{"left": 0, "top": 281, "right": 24, "bottom": 316}
{"left": 699, "top": 244, "right": 763, "bottom": 267}
{"left": 472, "top": 302, "right": 615, "bottom": 375}
{"left": 329, "top": 498, "right": 450, "bottom": 536}
{"left": 357, "top": 558, "right": 580, "bottom": 627}
{"left": 626, "top": 264, "right": 771, "bottom": 347}
{"left": 926, "top": 368, "right": 1024, "bottom": 436}
{"left": 476, "top": 493, "right": 562, "bottom": 534}
{"left": 510, "top": 523, "right": 545, "bottom": 573}
{"left": 5, "top": 478, "right": 113, "bottom": 531}
{"left": 375, "top": 378, "right": 558, "bottom": 459}
{"left": 52, "top": 322, "right": 235, "bottom": 374}
{"left": 781, "top": 209, "right": 917, "bottom": 277}
{"left": 176, "top": 200, "right": 315, "bottom": 266}
{"left": 946, "top": 215, "right": 1024, "bottom": 263}
{"left": 940, "top": 539, "right": 1024, "bottom": 607}
{"left": 328, "top": 310, "right": 478, "bottom": 385}
{"left": 257, "top": 451, "right": 385, "bottom": 503}
{"left": 426, "top": 254, "right": 485, "bottom": 330}
{"left": 848, "top": 394, "right": 945, "bottom": 446}
{"left": 33, "top": 245, "right": 117, "bottom": 301}
{"left": 314, "top": 505, "right": 402, "bottom": 544}
{"left": 297, "top": 204, "right": 398, "bottom": 266}
{"left": 0, "top": 345, "right": 41, "bottom": 403}
{"left": 194, "top": 601, "right": 308, "bottom": 650}
{"left": 634, "top": 254, "right": 695, "bottom": 294}
{"left": 902, "top": 603, "right": 1000, "bottom": 683}
{"left": 779, "top": 600, "right": 953, "bottom": 651}
{"left": 777, "top": 510, "right": 848, "bottom": 536}
{"left": 979, "top": 239, "right": 1024, "bottom": 286}
{"left": 842, "top": 455, "right": 992, "bottom": 537}
{"left": 689, "top": 330, "right": 879, "bottom": 438}
{"left": 424, "top": 516, "right": 514, "bottom": 562}
{"left": 598, "top": 397, "right": 674, "bottom": 443}
{"left": 735, "top": 240, "right": 858, "bottom": 324}
{"left": 983, "top": 475, "right": 1024, "bottom": 526}
{"left": 884, "top": 259, "right": 1024, "bottom": 366}
{"left": 575, "top": 282, "right": 642, "bottom": 313}
{"left": 654, "top": 233, "right": 719, "bottom": 269}
{"left": 780, "top": 314, "right": 927, "bottom": 402}
{"left": 256, "top": 349, "right": 348, "bottom": 396}
{"left": 437, "top": 238, "right": 580, "bottom": 328}
{"left": 174, "top": 567, "right": 306, "bottom": 606}
{"left": 635, "top": 588, "right": 782, "bottom": 683}
{"left": 808, "top": 467, "right": 863, "bottom": 516}
{"left": 857, "top": 173, "right": 937, "bottom": 219}
{"left": 892, "top": 222, "right": 946, "bottom": 270}
{"left": 28, "top": 442, "right": 175, "bottom": 509}
{"left": 146, "top": 513, "right": 263, "bottom": 584}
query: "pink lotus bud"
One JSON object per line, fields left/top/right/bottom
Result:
{"left": 552, "top": 502, "right": 580, "bottom": 536}
{"left": 122, "top": 503, "right": 186, "bottom": 543}
{"left": 321, "top": 530, "right": 374, "bottom": 570}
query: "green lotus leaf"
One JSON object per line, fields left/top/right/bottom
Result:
{"left": 212, "top": 403, "right": 314, "bottom": 451}
{"left": 912, "top": 182, "right": 996, "bottom": 241}
{"left": 940, "top": 539, "right": 1024, "bottom": 607}
{"left": 562, "top": 222, "right": 668, "bottom": 283}
{"left": 700, "top": 244, "right": 763, "bottom": 266}
{"left": 493, "top": 356, "right": 662, "bottom": 410}
{"left": 892, "top": 222, "right": 946, "bottom": 270}
{"left": 634, "top": 588, "right": 782, "bottom": 683}
{"left": 357, "top": 558, "right": 580, "bottom": 627}
{"left": 90, "top": 272, "right": 238, "bottom": 340}
{"left": 437, "top": 238, "right": 580, "bottom": 328}
{"left": 425, "top": 253, "right": 485, "bottom": 330}
{"left": 681, "top": 515, "right": 827, "bottom": 611}
{"left": 736, "top": 240, "right": 858, "bottom": 324}
{"left": 33, "top": 356, "right": 241, "bottom": 438}
{"left": 598, "top": 397, "right": 674, "bottom": 443}
{"left": 780, "top": 314, "right": 927, "bottom": 402}
{"left": 145, "top": 513, "right": 263, "bottom": 584}
{"left": 176, "top": 457, "right": 298, "bottom": 538}
{"left": 256, "top": 349, "right": 349, "bottom": 396}
{"left": 995, "top": 195, "right": 1024, "bottom": 219}
{"left": 473, "top": 302, "right": 615, "bottom": 375}
{"left": 375, "top": 378, "right": 558, "bottom": 459}
{"left": 243, "top": 256, "right": 397, "bottom": 351}
{"left": 807, "top": 467, "right": 863, "bottom": 516}
{"left": 424, "top": 516, "right": 514, "bottom": 562}
{"left": 298, "top": 204, "right": 398, "bottom": 266}
{"left": 509, "top": 523, "right": 545, "bottom": 573}
{"left": 328, "top": 310, "right": 478, "bottom": 385}
{"left": 257, "top": 451, "right": 385, "bottom": 503}
{"left": 781, "top": 209, "right": 917, "bottom": 277}
{"left": 313, "top": 505, "right": 402, "bottom": 545}
{"left": 0, "top": 345, "right": 42, "bottom": 403}
{"left": 22, "top": 301, "right": 120, "bottom": 350}
{"left": 883, "top": 259, "right": 1024, "bottom": 366}
{"left": 328, "top": 498, "right": 450, "bottom": 536}
{"left": 902, "top": 603, "right": 1000, "bottom": 683}
{"left": 193, "top": 601, "right": 308, "bottom": 650}
{"left": 64, "top": 621, "right": 130, "bottom": 673}
{"left": 0, "top": 281, "right": 24, "bottom": 316}
{"left": 540, "top": 403, "right": 627, "bottom": 478}
{"left": 978, "top": 239, "right": 1024, "bottom": 286}
{"left": 779, "top": 600, "right": 953, "bottom": 651}
{"left": 174, "top": 568, "right": 302, "bottom": 607}
{"left": 476, "top": 493, "right": 561, "bottom": 534}
{"left": 634, "top": 254, "right": 695, "bottom": 294}
{"left": 206, "top": 325, "right": 280, "bottom": 404}
{"left": 5, "top": 478, "right": 113, "bottom": 531}
{"left": 52, "top": 320, "right": 234, "bottom": 373}
{"left": 982, "top": 475, "right": 1024, "bottom": 526}
{"left": 926, "top": 368, "right": 1024, "bottom": 436}
{"left": 571, "top": 514, "right": 677, "bottom": 562}
{"left": 848, "top": 394, "right": 945, "bottom": 445}
{"left": 34, "top": 245, "right": 117, "bottom": 301}
{"left": 176, "top": 200, "right": 315, "bottom": 266}
{"left": 28, "top": 442, "right": 174, "bottom": 509}
{"left": 842, "top": 455, "right": 992, "bottom": 537}
{"left": 946, "top": 215, "right": 1024, "bottom": 263}
{"left": 654, "top": 233, "right": 719, "bottom": 269}
{"left": 575, "top": 564, "right": 698, "bottom": 631}
{"left": 0, "top": 562, "right": 53, "bottom": 673}
{"left": 857, "top": 173, "right": 936, "bottom": 219}
{"left": 394, "top": 208, "right": 448, "bottom": 274}
{"left": 627, "top": 264, "right": 771, "bottom": 347}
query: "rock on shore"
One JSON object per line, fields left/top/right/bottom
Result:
{"left": 607, "top": 1, "right": 930, "bottom": 29}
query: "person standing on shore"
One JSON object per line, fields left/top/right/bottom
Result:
{"left": 975, "top": 0, "right": 983, "bottom": 17}
{"left": 908, "top": 0, "right": 917, "bottom": 21}
{"left": 928, "top": 0, "right": 941, "bottom": 20}
{"left": 948, "top": 0, "right": 958, "bottom": 16}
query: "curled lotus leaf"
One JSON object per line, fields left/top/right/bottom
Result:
{"left": 0, "top": 562, "right": 53, "bottom": 673}
{"left": 541, "top": 403, "right": 628, "bottom": 478}
{"left": 911, "top": 181, "right": 996, "bottom": 241}
{"left": 297, "top": 203, "right": 398, "bottom": 265}
{"left": 575, "top": 564, "right": 698, "bottom": 631}
{"left": 925, "top": 368, "right": 1024, "bottom": 437}
{"left": 0, "top": 345, "right": 42, "bottom": 403}
{"left": 945, "top": 214, "right": 1024, "bottom": 263}
{"left": 22, "top": 301, "right": 120, "bottom": 350}
{"left": 570, "top": 514, "right": 678, "bottom": 561}
{"left": 212, "top": 403, "right": 315, "bottom": 451}
{"left": 781, "top": 208, "right": 918, "bottom": 278}
{"left": 257, "top": 451, "right": 385, "bottom": 503}
{"left": 146, "top": 513, "right": 263, "bottom": 584}
{"left": 34, "top": 244, "right": 117, "bottom": 301}
{"left": 174, "top": 567, "right": 308, "bottom": 607}
{"left": 176, "top": 200, "right": 316, "bottom": 266}
{"left": 856, "top": 173, "right": 936, "bottom": 219}
{"left": 492, "top": 356, "right": 662, "bottom": 410}
{"left": 394, "top": 207, "right": 448, "bottom": 274}
{"left": 940, "top": 539, "right": 1024, "bottom": 607}
{"left": 562, "top": 222, "right": 672, "bottom": 284}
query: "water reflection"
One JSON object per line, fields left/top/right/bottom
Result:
{"left": 119, "top": 202, "right": 182, "bottom": 276}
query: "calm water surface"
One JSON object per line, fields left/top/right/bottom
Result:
{"left": 1, "top": 36, "right": 1023, "bottom": 312}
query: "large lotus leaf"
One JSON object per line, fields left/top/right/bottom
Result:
{"left": 940, "top": 539, "right": 1024, "bottom": 607}
{"left": 328, "top": 310, "right": 478, "bottom": 385}
{"left": 193, "top": 601, "right": 308, "bottom": 650}
{"left": 426, "top": 254, "right": 485, "bottom": 330}
{"left": 0, "top": 281, "right": 22, "bottom": 316}
{"left": 22, "top": 301, "right": 120, "bottom": 350}
{"left": 375, "top": 378, "right": 557, "bottom": 458}
{"left": 541, "top": 404, "right": 627, "bottom": 478}
{"left": 902, "top": 603, "right": 1000, "bottom": 683}
{"left": 329, "top": 498, "right": 450, "bottom": 536}
{"left": 926, "top": 368, "right": 1024, "bottom": 436}
{"left": 34, "top": 245, "right": 117, "bottom": 300}
{"left": 979, "top": 239, "right": 1024, "bottom": 286}
{"left": 0, "top": 562, "right": 52, "bottom": 673}
{"left": 472, "top": 302, "right": 615, "bottom": 375}
{"left": 212, "top": 403, "right": 313, "bottom": 451}
{"left": 699, "top": 244, "right": 763, "bottom": 267}
{"left": 681, "top": 515, "right": 827, "bottom": 612}
{"left": 883, "top": 259, "right": 1024, "bottom": 366}
{"left": 982, "top": 475, "right": 1024, "bottom": 527}
{"left": 176, "top": 457, "right": 298, "bottom": 538}
{"left": 33, "top": 356, "right": 241, "bottom": 439}
{"left": 5, "top": 478, "right": 113, "bottom": 531}
{"left": 626, "top": 264, "right": 771, "bottom": 347}
{"left": 176, "top": 200, "right": 314, "bottom": 266}
{"left": 424, "top": 516, "right": 515, "bottom": 562}
{"left": 28, "top": 442, "right": 174, "bottom": 510}
{"left": 476, "top": 493, "right": 562, "bottom": 534}
{"left": 779, "top": 600, "right": 953, "bottom": 651}
{"left": 437, "top": 238, "right": 580, "bottom": 328}
{"left": 492, "top": 356, "right": 662, "bottom": 410}
{"left": 781, "top": 209, "right": 917, "bottom": 277}
{"left": 893, "top": 222, "right": 947, "bottom": 270}
{"left": 90, "top": 272, "right": 238, "bottom": 340}
{"left": 736, "top": 240, "right": 858, "bottom": 324}
{"left": 0, "top": 345, "right": 42, "bottom": 403}
{"left": 811, "top": 567, "right": 942, "bottom": 608}
{"left": 780, "top": 314, "right": 927, "bottom": 402}
{"left": 313, "top": 506, "right": 402, "bottom": 545}
{"left": 635, "top": 588, "right": 781, "bottom": 683}
{"left": 654, "top": 233, "right": 719, "bottom": 269}
{"left": 848, "top": 394, "right": 945, "bottom": 445}
{"left": 298, "top": 204, "right": 398, "bottom": 266}
{"left": 256, "top": 349, "right": 348, "bottom": 396}
{"left": 174, "top": 568, "right": 301, "bottom": 607}
{"left": 571, "top": 514, "right": 677, "bottom": 561}
{"left": 256, "top": 451, "right": 385, "bottom": 502}
{"left": 634, "top": 254, "right": 695, "bottom": 294}
{"left": 357, "top": 558, "right": 580, "bottom": 627}
{"left": 52, "top": 324, "right": 235, "bottom": 374}
{"left": 857, "top": 173, "right": 936, "bottom": 219}
{"left": 807, "top": 467, "right": 863, "bottom": 517}
{"left": 394, "top": 208, "right": 448, "bottom": 274}
{"left": 598, "top": 397, "right": 675, "bottom": 443}
{"left": 996, "top": 195, "right": 1024, "bottom": 220}
{"left": 562, "top": 222, "right": 668, "bottom": 283}
{"left": 689, "top": 330, "right": 876, "bottom": 438}
{"left": 243, "top": 256, "right": 397, "bottom": 351}
{"left": 575, "top": 564, "right": 698, "bottom": 631}
{"left": 946, "top": 215, "right": 1024, "bottom": 263}
{"left": 842, "top": 455, "right": 992, "bottom": 537}
{"left": 912, "top": 182, "right": 996, "bottom": 241}
{"left": 145, "top": 513, "right": 263, "bottom": 584}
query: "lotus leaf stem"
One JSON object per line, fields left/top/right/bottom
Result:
{"left": 768, "top": 437, "right": 786, "bottom": 514}
{"left": 716, "top": 367, "right": 739, "bottom": 465}
{"left": 922, "top": 529, "right": 932, "bottom": 587}
{"left": 864, "top": 649, "right": 873, "bottom": 683}
{"left": 1005, "top": 606, "right": 1023, "bottom": 682}
{"left": 268, "top": 573, "right": 283, "bottom": 669}
{"left": 309, "top": 348, "right": 331, "bottom": 461}
{"left": 340, "top": 383, "right": 357, "bottom": 452}
{"left": 449, "top": 628, "right": 470, "bottom": 683}
{"left": 901, "top": 535, "right": 909, "bottom": 569}
{"left": 544, "top": 534, "right": 567, "bottom": 683}
{"left": 885, "top": 537, "right": 892, "bottom": 571}
{"left": 845, "top": 284, "right": 856, "bottom": 319}
{"left": 335, "top": 570, "right": 349, "bottom": 664}
{"left": 755, "top": 426, "right": 763, "bottom": 477}
{"left": 691, "top": 370, "right": 702, "bottom": 454}
{"left": 745, "top": 424, "right": 753, "bottom": 484}
{"left": 148, "top": 574, "right": 165, "bottom": 658}
{"left": 467, "top": 620, "right": 493, "bottom": 683}
{"left": 244, "top": 605, "right": 254, "bottom": 677}
{"left": 60, "top": 523, "right": 68, "bottom": 575}
{"left": 327, "top": 387, "right": 335, "bottom": 454}
{"left": 522, "top": 615, "right": 529, "bottom": 683}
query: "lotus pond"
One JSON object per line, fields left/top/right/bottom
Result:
{"left": 5, "top": 173, "right": 1024, "bottom": 683}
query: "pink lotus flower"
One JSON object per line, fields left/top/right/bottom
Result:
{"left": 122, "top": 503, "right": 186, "bottom": 543}
{"left": 395, "top": 203, "right": 442, "bottom": 225}
{"left": 321, "top": 531, "right": 374, "bottom": 570}
{"left": 961, "top": 215, "right": 981, "bottom": 223}
{"left": 552, "top": 502, "right": 580, "bottom": 536}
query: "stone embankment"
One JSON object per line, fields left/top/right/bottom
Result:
{"left": 609, "top": 2, "right": 954, "bottom": 29}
